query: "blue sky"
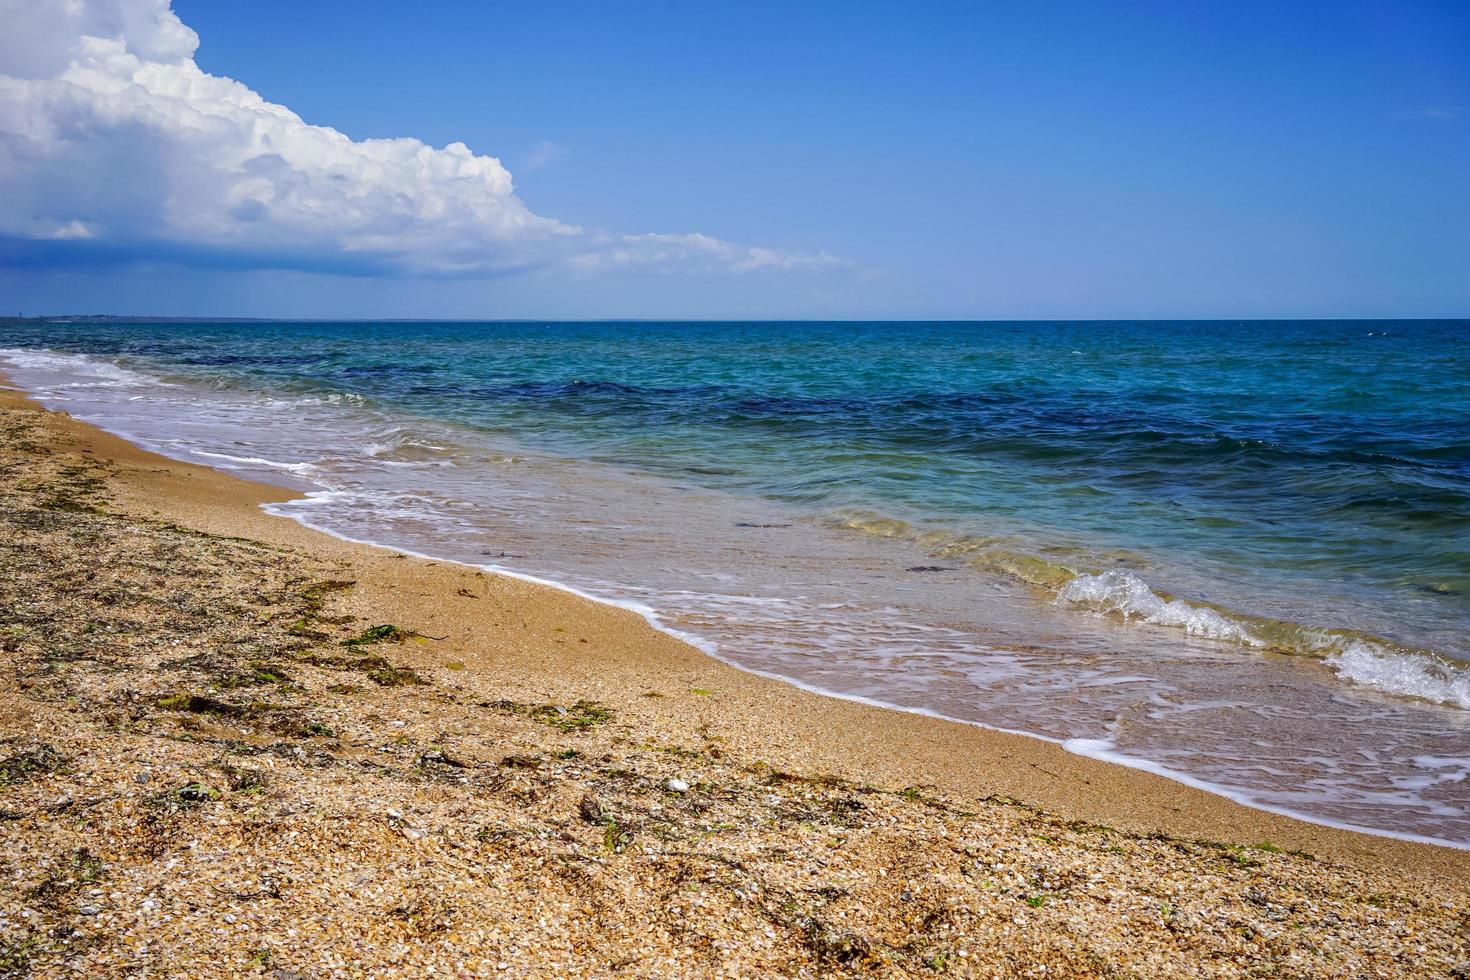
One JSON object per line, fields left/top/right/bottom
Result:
{"left": 1, "top": 0, "right": 1466, "bottom": 318}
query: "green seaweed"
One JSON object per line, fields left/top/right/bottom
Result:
{"left": 366, "top": 664, "right": 426, "bottom": 687}
{"left": 0, "top": 744, "right": 65, "bottom": 787}
{"left": 156, "top": 693, "right": 270, "bottom": 717}
{"left": 486, "top": 698, "right": 612, "bottom": 733}
{"left": 342, "top": 624, "right": 406, "bottom": 647}
{"left": 218, "top": 662, "right": 294, "bottom": 688}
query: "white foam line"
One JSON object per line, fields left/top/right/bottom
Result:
{"left": 191, "top": 449, "right": 318, "bottom": 475}
{"left": 1061, "top": 738, "right": 1470, "bottom": 850}
{"left": 5, "top": 359, "right": 1468, "bottom": 853}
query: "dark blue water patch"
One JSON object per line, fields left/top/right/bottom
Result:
{"left": 172, "top": 352, "right": 324, "bottom": 367}
{"left": 336, "top": 362, "right": 441, "bottom": 377}
{"left": 351, "top": 374, "right": 1470, "bottom": 488}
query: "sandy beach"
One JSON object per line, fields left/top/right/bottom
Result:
{"left": 2, "top": 375, "right": 1467, "bottom": 978}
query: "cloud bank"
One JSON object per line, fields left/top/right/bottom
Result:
{"left": 0, "top": 0, "right": 838, "bottom": 278}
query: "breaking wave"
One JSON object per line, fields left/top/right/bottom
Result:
{"left": 832, "top": 508, "right": 1470, "bottom": 710}
{"left": 1058, "top": 570, "right": 1260, "bottom": 646}
{"left": 1060, "top": 571, "right": 1470, "bottom": 709}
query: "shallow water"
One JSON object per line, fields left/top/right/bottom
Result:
{"left": 3, "top": 319, "right": 1468, "bottom": 844}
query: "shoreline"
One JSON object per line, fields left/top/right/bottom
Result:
{"left": 284, "top": 514, "right": 1470, "bottom": 854}
{"left": 293, "top": 504, "right": 1470, "bottom": 854}
{"left": 4, "top": 373, "right": 1469, "bottom": 975}
{"left": 4, "top": 375, "right": 1467, "bottom": 880}
{"left": 6, "top": 346, "right": 1469, "bottom": 850}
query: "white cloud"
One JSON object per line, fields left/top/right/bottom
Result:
{"left": 0, "top": 0, "right": 838, "bottom": 277}
{"left": 572, "top": 233, "right": 843, "bottom": 274}
{"left": 523, "top": 139, "right": 565, "bottom": 172}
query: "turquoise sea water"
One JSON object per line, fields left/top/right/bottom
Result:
{"left": 3, "top": 319, "right": 1468, "bottom": 843}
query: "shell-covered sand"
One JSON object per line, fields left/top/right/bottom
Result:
{"left": 1, "top": 387, "right": 1467, "bottom": 978}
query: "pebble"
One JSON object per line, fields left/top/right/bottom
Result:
{"left": 666, "top": 779, "right": 690, "bottom": 793}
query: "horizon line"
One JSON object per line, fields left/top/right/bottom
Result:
{"left": 3, "top": 314, "right": 1467, "bottom": 325}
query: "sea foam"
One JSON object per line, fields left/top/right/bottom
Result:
{"left": 1058, "top": 570, "right": 1262, "bottom": 646}
{"left": 1059, "top": 570, "right": 1470, "bottom": 709}
{"left": 1327, "top": 640, "right": 1470, "bottom": 710}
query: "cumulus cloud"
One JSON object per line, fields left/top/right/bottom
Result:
{"left": 0, "top": 0, "right": 838, "bottom": 277}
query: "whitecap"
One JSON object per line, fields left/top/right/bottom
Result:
{"left": 1327, "top": 641, "right": 1470, "bottom": 710}
{"left": 1057, "top": 570, "right": 1261, "bottom": 646}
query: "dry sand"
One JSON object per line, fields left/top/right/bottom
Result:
{"left": 1, "top": 378, "right": 1466, "bottom": 977}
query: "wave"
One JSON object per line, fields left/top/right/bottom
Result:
{"left": 1062, "top": 571, "right": 1470, "bottom": 709}
{"left": 1325, "top": 642, "right": 1470, "bottom": 710}
{"left": 831, "top": 508, "right": 1470, "bottom": 710}
{"left": 1058, "top": 571, "right": 1260, "bottom": 646}
{"left": 189, "top": 449, "right": 318, "bottom": 476}
{"left": 0, "top": 346, "right": 169, "bottom": 388}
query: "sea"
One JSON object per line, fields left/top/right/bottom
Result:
{"left": 3, "top": 318, "right": 1467, "bottom": 846}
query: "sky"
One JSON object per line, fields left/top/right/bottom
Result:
{"left": 0, "top": 0, "right": 1466, "bottom": 319}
